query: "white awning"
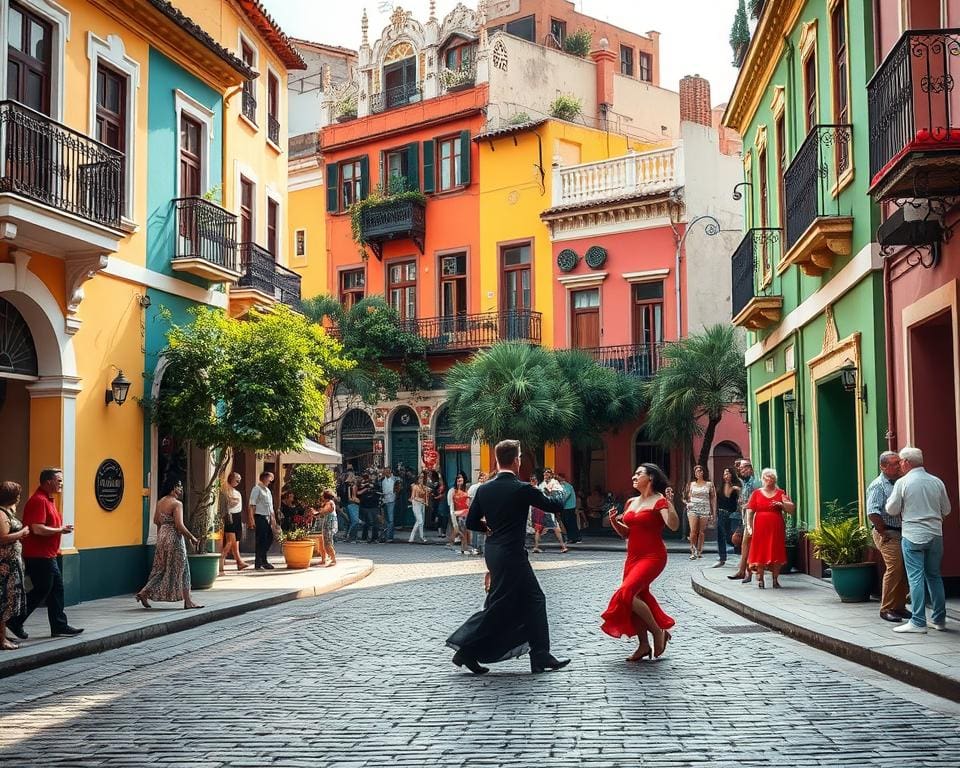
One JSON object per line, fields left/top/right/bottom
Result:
{"left": 282, "top": 439, "right": 342, "bottom": 465}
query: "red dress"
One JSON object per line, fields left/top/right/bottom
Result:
{"left": 747, "top": 488, "right": 787, "bottom": 567}
{"left": 601, "top": 498, "right": 675, "bottom": 638}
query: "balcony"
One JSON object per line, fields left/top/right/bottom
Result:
{"left": 551, "top": 146, "right": 684, "bottom": 209}
{"left": 584, "top": 343, "right": 664, "bottom": 378}
{"left": 231, "top": 242, "right": 302, "bottom": 313}
{"left": 731, "top": 228, "right": 784, "bottom": 330}
{"left": 395, "top": 310, "right": 542, "bottom": 354}
{"left": 358, "top": 197, "right": 426, "bottom": 260}
{"left": 781, "top": 124, "right": 854, "bottom": 277}
{"left": 370, "top": 82, "right": 422, "bottom": 114}
{"left": 439, "top": 63, "right": 477, "bottom": 94}
{"left": 241, "top": 88, "right": 256, "bottom": 124}
{"left": 868, "top": 29, "right": 960, "bottom": 200}
{"left": 171, "top": 197, "right": 240, "bottom": 282}
{"left": 268, "top": 115, "right": 280, "bottom": 146}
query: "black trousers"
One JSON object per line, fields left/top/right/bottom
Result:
{"left": 360, "top": 506, "right": 380, "bottom": 541}
{"left": 15, "top": 556, "right": 69, "bottom": 632}
{"left": 254, "top": 516, "right": 274, "bottom": 567}
{"left": 562, "top": 509, "right": 580, "bottom": 542}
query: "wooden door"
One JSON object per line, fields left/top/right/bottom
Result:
{"left": 179, "top": 115, "right": 202, "bottom": 198}
{"left": 571, "top": 289, "right": 600, "bottom": 349}
{"left": 7, "top": 2, "right": 52, "bottom": 115}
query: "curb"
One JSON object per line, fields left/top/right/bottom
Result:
{"left": 691, "top": 574, "right": 960, "bottom": 704}
{"left": 0, "top": 561, "right": 375, "bottom": 679}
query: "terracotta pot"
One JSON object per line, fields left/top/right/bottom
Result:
{"left": 282, "top": 540, "right": 315, "bottom": 569}
{"left": 307, "top": 534, "right": 324, "bottom": 556}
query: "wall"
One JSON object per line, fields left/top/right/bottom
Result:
{"left": 288, "top": 43, "right": 356, "bottom": 135}
{"left": 611, "top": 75, "right": 681, "bottom": 142}
{"left": 288, "top": 161, "right": 327, "bottom": 299}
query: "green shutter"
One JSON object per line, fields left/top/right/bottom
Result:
{"left": 459, "top": 130, "right": 471, "bottom": 186}
{"left": 359, "top": 155, "right": 370, "bottom": 200}
{"left": 406, "top": 142, "right": 420, "bottom": 191}
{"left": 325, "top": 161, "right": 338, "bottom": 212}
{"left": 422, "top": 139, "right": 435, "bottom": 193}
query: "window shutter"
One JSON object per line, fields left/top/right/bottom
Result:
{"left": 459, "top": 130, "right": 471, "bottom": 186}
{"left": 326, "top": 161, "right": 338, "bottom": 212}
{"left": 359, "top": 155, "right": 370, "bottom": 200}
{"left": 422, "top": 139, "right": 435, "bottom": 193}
{"left": 406, "top": 142, "right": 420, "bottom": 191}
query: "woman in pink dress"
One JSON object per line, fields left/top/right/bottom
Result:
{"left": 601, "top": 464, "right": 680, "bottom": 661}
{"left": 746, "top": 467, "right": 796, "bottom": 589}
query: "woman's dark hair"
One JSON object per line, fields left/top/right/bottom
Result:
{"left": 693, "top": 464, "right": 709, "bottom": 480}
{"left": 640, "top": 463, "right": 669, "bottom": 495}
{"left": 160, "top": 477, "right": 182, "bottom": 498}
{"left": 0, "top": 481, "right": 22, "bottom": 507}
{"left": 455, "top": 471, "right": 468, "bottom": 487}
{"left": 721, "top": 467, "right": 741, "bottom": 486}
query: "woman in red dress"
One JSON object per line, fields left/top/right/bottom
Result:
{"left": 746, "top": 468, "right": 796, "bottom": 589}
{"left": 601, "top": 464, "right": 680, "bottom": 661}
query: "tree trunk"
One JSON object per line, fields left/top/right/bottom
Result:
{"left": 190, "top": 446, "right": 232, "bottom": 551}
{"left": 697, "top": 417, "right": 721, "bottom": 475}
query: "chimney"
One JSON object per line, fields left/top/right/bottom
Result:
{"left": 680, "top": 74, "right": 712, "bottom": 127}
{"left": 591, "top": 38, "right": 617, "bottom": 112}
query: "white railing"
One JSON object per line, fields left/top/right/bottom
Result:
{"left": 552, "top": 146, "right": 684, "bottom": 208}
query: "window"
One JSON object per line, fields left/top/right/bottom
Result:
{"left": 620, "top": 45, "right": 634, "bottom": 77}
{"left": 385, "top": 148, "right": 408, "bottom": 191}
{"left": 7, "top": 1, "right": 53, "bottom": 115}
{"left": 632, "top": 282, "right": 663, "bottom": 348}
{"left": 444, "top": 43, "right": 474, "bottom": 71}
{"left": 383, "top": 56, "right": 416, "bottom": 107}
{"left": 830, "top": 2, "right": 849, "bottom": 174}
{"left": 387, "top": 260, "right": 417, "bottom": 321}
{"left": 438, "top": 136, "right": 462, "bottom": 191}
{"left": 757, "top": 144, "right": 769, "bottom": 273}
{"left": 179, "top": 114, "right": 202, "bottom": 197}
{"left": 241, "top": 41, "right": 256, "bottom": 123}
{"left": 504, "top": 15, "right": 535, "bottom": 41}
{"left": 571, "top": 288, "right": 600, "bottom": 349}
{"left": 294, "top": 229, "right": 306, "bottom": 258}
{"left": 440, "top": 252, "right": 467, "bottom": 320}
{"left": 639, "top": 52, "right": 653, "bottom": 83}
{"left": 803, "top": 53, "right": 817, "bottom": 134}
{"left": 339, "top": 268, "right": 365, "bottom": 310}
{"left": 775, "top": 113, "right": 786, "bottom": 229}
{"left": 501, "top": 243, "right": 531, "bottom": 312}
{"left": 95, "top": 63, "right": 126, "bottom": 214}
{"left": 266, "top": 197, "right": 278, "bottom": 257}
{"left": 267, "top": 71, "right": 280, "bottom": 145}
{"left": 340, "top": 158, "right": 362, "bottom": 211}
{"left": 550, "top": 18, "right": 566, "bottom": 46}
{"left": 239, "top": 177, "right": 254, "bottom": 243}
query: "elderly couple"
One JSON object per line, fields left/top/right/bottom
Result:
{"left": 866, "top": 446, "right": 952, "bottom": 634}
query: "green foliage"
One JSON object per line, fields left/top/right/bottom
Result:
{"left": 333, "top": 92, "right": 357, "bottom": 118}
{"left": 549, "top": 94, "right": 583, "bottom": 122}
{"left": 508, "top": 111, "right": 532, "bottom": 125}
{"left": 348, "top": 185, "right": 427, "bottom": 258}
{"left": 147, "top": 305, "right": 353, "bottom": 544}
{"left": 277, "top": 524, "right": 314, "bottom": 543}
{"left": 820, "top": 499, "right": 859, "bottom": 527}
{"left": 201, "top": 184, "right": 222, "bottom": 204}
{"left": 749, "top": 0, "right": 766, "bottom": 19}
{"left": 562, "top": 28, "right": 592, "bottom": 58}
{"left": 806, "top": 517, "right": 871, "bottom": 565}
{"left": 286, "top": 464, "right": 335, "bottom": 508}
{"left": 730, "top": 0, "right": 751, "bottom": 65}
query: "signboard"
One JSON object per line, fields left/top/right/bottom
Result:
{"left": 94, "top": 459, "right": 124, "bottom": 512}
{"left": 442, "top": 443, "right": 471, "bottom": 451}
{"left": 373, "top": 439, "right": 384, "bottom": 455}
{"left": 421, "top": 438, "right": 439, "bottom": 470}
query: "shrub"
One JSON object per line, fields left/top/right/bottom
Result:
{"left": 806, "top": 518, "right": 871, "bottom": 566}
{"left": 508, "top": 111, "right": 532, "bottom": 125}
{"left": 549, "top": 95, "right": 582, "bottom": 122}
{"left": 563, "top": 29, "right": 592, "bottom": 58}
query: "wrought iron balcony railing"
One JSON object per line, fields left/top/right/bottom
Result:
{"left": 783, "top": 124, "right": 852, "bottom": 251}
{"left": 173, "top": 197, "right": 239, "bottom": 272}
{"left": 237, "top": 242, "right": 302, "bottom": 310}
{"left": 583, "top": 343, "right": 664, "bottom": 378}
{"left": 359, "top": 197, "right": 426, "bottom": 260}
{"left": 274, "top": 262, "right": 302, "bottom": 310}
{"left": 370, "top": 82, "right": 422, "bottom": 114}
{"left": 439, "top": 63, "right": 477, "bottom": 93}
{"left": 0, "top": 100, "right": 123, "bottom": 227}
{"left": 867, "top": 29, "right": 960, "bottom": 198}
{"left": 731, "top": 228, "right": 782, "bottom": 318}
{"left": 399, "top": 310, "right": 543, "bottom": 353}
{"left": 242, "top": 88, "right": 257, "bottom": 123}
{"left": 268, "top": 115, "right": 280, "bottom": 146}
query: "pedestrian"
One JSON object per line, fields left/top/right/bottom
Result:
{"left": 887, "top": 446, "right": 952, "bottom": 634}
{"left": 866, "top": 451, "right": 910, "bottom": 623}
{"left": 468, "top": 471, "right": 488, "bottom": 556}
{"left": 248, "top": 471, "right": 278, "bottom": 570}
{"left": 380, "top": 466, "right": 399, "bottom": 542}
{"left": 432, "top": 471, "right": 448, "bottom": 540}
{"left": 408, "top": 472, "right": 429, "bottom": 543}
{"left": 218, "top": 471, "right": 249, "bottom": 575}
{"left": 342, "top": 473, "right": 361, "bottom": 542}
{"left": 0, "top": 481, "right": 29, "bottom": 650}
{"left": 556, "top": 472, "right": 580, "bottom": 544}
{"left": 728, "top": 460, "right": 760, "bottom": 583}
{"left": 447, "top": 439, "right": 570, "bottom": 675}
{"left": 601, "top": 463, "right": 680, "bottom": 661}
{"left": 310, "top": 490, "right": 338, "bottom": 567}
{"left": 135, "top": 479, "right": 203, "bottom": 610}
{"left": 745, "top": 468, "right": 795, "bottom": 589}
{"left": 279, "top": 489, "right": 299, "bottom": 532}
{"left": 530, "top": 472, "right": 568, "bottom": 554}
{"left": 6, "top": 469, "right": 83, "bottom": 641}
{"left": 684, "top": 465, "right": 715, "bottom": 560}
{"left": 358, "top": 471, "right": 381, "bottom": 542}
{"left": 714, "top": 468, "right": 740, "bottom": 569}
{"left": 451, "top": 473, "right": 476, "bottom": 555}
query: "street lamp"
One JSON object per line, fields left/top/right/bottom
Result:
{"left": 672, "top": 213, "right": 739, "bottom": 337}
{"left": 840, "top": 360, "right": 857, "bottom": 392}
{"left": 783, "top": 390, "right": 796, "bottom": 415}
{"left": 738, "top": 401, "right": 749, "bottom": 424}
{"left": 105, "top": 369, "right": 132, "bottom": 407}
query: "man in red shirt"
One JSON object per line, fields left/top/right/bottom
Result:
{"left": 6, "top": 468, "right": 83, "bottom": 640}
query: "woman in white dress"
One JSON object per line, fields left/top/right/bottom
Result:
{"left": 684, "top": 465, "right": 716, "bottom": 559}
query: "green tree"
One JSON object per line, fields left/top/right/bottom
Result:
{"left": 641, "top": 324, "right": 747, "bottom": 476}
{"left": 562, "top": 28, "right": 592, "bottom": 58}
{"left": 148, "top": 305, "right": 353, "bottom": 546}
{"left": 730, "top": 0, "right": 750, "bottom": 66}
{"left": 445, "top": 342, "right": 579, "bottom": 464}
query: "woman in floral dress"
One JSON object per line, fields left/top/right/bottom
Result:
{"left": 135, "top": 479, "right": 203, "bottom": 609}
{"left": 0, "top": 481, "right": 29, "bottom": 650}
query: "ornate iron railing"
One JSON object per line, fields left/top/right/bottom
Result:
{"left": 583, "top": 343, "right": 664, "bottom": 378}
{"left": 242, "top": 88, "right": 257, "bottom": 123}
{"left": 173, "top": 197, "right": 238, "bottom": 271}
{"left": 439, "top": 62, "right": 477, "bottom": 93}
{"left": 274, "top": 262, "right": 302, "bottom": 310}
{"left": 398, "top": 310, "right": 543, "bottom": 352}
{"left": 237, "top": 242, "right": 302, "bottom": 309}
{"left": 268, "top": 115, "right": 280, "bottom": 146}
{"left": 359, "top": 198, "right": 426, "bottom": 259}
{"left": 731, "top": 228, "right": 782, "bottom": 318}
{"left": 868, "top": 29, "right": 960, "bottom": 185}
{"left": 0, "top": 100, "right": 123, "bottom": 227}
{"left": 783, "top": 124, "right": 852, "bottom": 251}
{"left": 370, "top": 82, "right": 422, "bottom": 114}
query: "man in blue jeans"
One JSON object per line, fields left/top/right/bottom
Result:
{"left": 886, "top": 446, "right": 952, "bottom": 634}
{"left": 380, "top": 467, "right": 399, "bottom": 542}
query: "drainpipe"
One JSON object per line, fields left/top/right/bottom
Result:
{"left": 883, "top": 253, "right": 897, "bottom": 450}
{"left": 223, "top": 86, "right": 243, "bottom": 205}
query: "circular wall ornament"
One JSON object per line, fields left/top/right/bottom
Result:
{"left": 585, "top": 245, "right": 607, "bottom": 269}
{"left": 557, "top": 248, "right": 579, "bottom": 272}
{"left": 94, "top": 459, "right": 124, "bottom": 512}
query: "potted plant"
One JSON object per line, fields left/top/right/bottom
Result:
{"left": 287, "top": 464, "right": 334, "bottom": 555}
{"left": 783, "top": 520, "right": 802, "bottom": 574}
{"left": 439, "top": 66, "right": 475, "bottom": 92}
{"left": 805, "top": 516, "right": 873, "bottom": 602}
{"left": 334, "top": 93, "right": 357, "bottom": 122}
{"left": 277, "top": 521, "right": 316, "bottom": 569}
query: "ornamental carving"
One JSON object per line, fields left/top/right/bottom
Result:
{"left": 557, "top": 248, "right": 579, "bottom": 272}
{"left": 585, "top": 245, "right": 608, "bottom": 269}
{"left": 385, "top": 41, "right": 416, "bottom": 63}
{"left": 440, "top": 3, "right": 481, "bottom": 44}
{"left": 493, "top": 39, "right": 508, "bottom": 71}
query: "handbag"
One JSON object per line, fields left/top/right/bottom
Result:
{"left": 731, "top": 528, "right": 743, "bottom": 548}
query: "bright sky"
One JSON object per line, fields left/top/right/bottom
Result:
{"left": 263, "top": 0, "right": 741, "bottom": 107}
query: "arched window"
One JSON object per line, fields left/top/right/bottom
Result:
{"left": 381, "top": 42, "right": 419, "bottom": 110}
{"left": 0, "top": 297, "right": 39, "bottom": 377}
{"left": 634, "top": 426, "right": 671, "bottom": 480}
{"left": 341, "top": 409, "right": 375, "bottom": 471}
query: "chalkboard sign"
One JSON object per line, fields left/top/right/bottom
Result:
{"left": 95, "top": 459, "right": 124, "bottom": 512}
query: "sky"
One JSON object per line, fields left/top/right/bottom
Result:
{"left": 263, "top": 0, "right": 742, "bottom": 107}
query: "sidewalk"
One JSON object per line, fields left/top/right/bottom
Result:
{"left": 0, "top": 553, "right": 373, "bottom": 678}
{"left": 692, "top": 565, "right": 960, "bottom": 702}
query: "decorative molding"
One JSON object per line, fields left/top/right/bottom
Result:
{"left": 64, "top": 253, "right": 109, "bottom": 334}
{"left": 755, "top": 124, "right": 768, "bottom": 153}
{"left": 102, "top": 256, "right": 229, "bottom": 308}
{"left": 821, "top": 304, "right": 839, "bottom": 353}
{"left": 799, "top": 19, "right": 818, "bottom": 59}
{"left": 26, "top": 375, "right": 82, "bottom": 399}
{"left": 543, "top": 199, "right": 677, "bottom": 241}
{"left": 622, "top": 268, "right": 670, "bottom": 283}
{"left": 770, "top": 85, "right": 785, "bottom": 118}
{"left": 557, "top": 271, "right": 607, "bottom": 290}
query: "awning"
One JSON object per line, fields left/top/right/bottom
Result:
{"left": 282, "top": 439, "right": 342, "bottom": 465}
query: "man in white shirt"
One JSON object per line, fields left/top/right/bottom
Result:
{"left": 248, "top": 471, "right": 278, "bottom": 570}
{"left": 380, "top": 467, "right": 399, "bottom": 543}
{"left": 886, "top": 446, "right": 952, "bottom": 634}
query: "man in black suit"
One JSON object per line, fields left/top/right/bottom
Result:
{"left": 446, "top": 439, "right": 570, "bottom": 675}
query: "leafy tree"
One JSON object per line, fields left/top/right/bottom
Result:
{"left": 286, "top": 464, "right": 336, "bottom": 509}
{"left": 562, "top": 28, "right": 592, "bottom": 58}
{"left": 148, "top": 305, "right": 352, "bottom": 547}
{"left": 641, "top": 324, "right": 747, "bottom": 479}
{"left": 445, "top": 343, "right": 579, "bottom": 463}
{"left": 730, "top": 0, "right": 751, "bottom": 66}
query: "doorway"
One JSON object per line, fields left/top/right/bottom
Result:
{"left": 815, "top": 376, "right": 858, "bottom": 520}
{"left": 390, "top": 407, "right": 419, "bottom": 527}
{"left": 0, "top": 297, "right": 37, "bottom": 497}
{"left": 436, "top": 405, "right": 472, "bottom": 490}
{"left": 711, "top": 440, "right": 741, "bottom": 489}
{"left": 340, "top": 409, "right": 375, "bottom": 473}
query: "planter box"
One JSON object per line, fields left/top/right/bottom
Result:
{"left": 187, "top": 553, "right": 221, "bottom": 590}
{"left": 830, "top": 562, "right": 875, "bottom": 603}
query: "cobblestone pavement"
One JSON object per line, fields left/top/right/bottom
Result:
{"left": 1, "top": 544, "right": 959, "bottom": 767}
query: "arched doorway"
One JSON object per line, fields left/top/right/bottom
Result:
{"left": 634, "top": 425, "right": 672, "bottom": 481}
{"left": 390, "top": 407, "right": 419, "bottom": 528}
{"left": 0, "top": 297, "right": 38, "bottom": 497}
{"left": 711, "top": 440, "right": 741, "bottom": 487}
{"left": 436, "top": 405, "right": 472, "bottom": 490}
{"left": 341, "top": 409, "right": 375, "bottom": 472}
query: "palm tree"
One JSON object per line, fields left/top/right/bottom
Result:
{"left": 642, "top": 324, "right": 747, "bottom": 473}
{"left": 445, "top": 342, "right": 579, "bottom": 464}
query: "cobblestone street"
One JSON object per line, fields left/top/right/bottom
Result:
{"left": 1, "top": 545, "right": 958, "bottom": 767}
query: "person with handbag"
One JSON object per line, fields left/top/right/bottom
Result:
{"left": 218, "top": 471, "right": 249, "bottom": 575}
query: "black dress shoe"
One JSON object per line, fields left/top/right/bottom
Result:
{"left": 452, "top": 650, "right": 489, "bottom": 675}
{"left": 880, "top": 611, "right": 903, "bottom": 623}
{"left": 52, "top": 626, "right": 84, "bottom": 637}
{"left": 6, "top": 622, "right": 27, "bottom": 640}
{"left": 895, "top": 608, "right": 913, "bottom": 620}
{"left": 530, "top": 655, "right": 570, "bottom": 674}
{"left": 262, "top": 563, "right": 275, "bottom": 570}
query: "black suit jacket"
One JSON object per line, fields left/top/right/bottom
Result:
{"left": 466, "top": 472, "right": 564, "bottom": 549}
